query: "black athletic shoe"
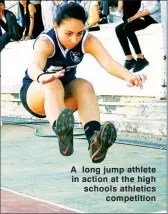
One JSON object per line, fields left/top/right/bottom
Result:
{"left": 89, "top": 122, "right": 117, "bottom": 163}
{"left": 133, "top": 57, "right": 149, "bottom": 73}
{"left": 124, "top": 58, "right": 136, "bottom": 70}
{"left": 53, "top": 108, "right": 74, "bottom": 156}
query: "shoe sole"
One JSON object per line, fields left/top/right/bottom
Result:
{"left": 90, "top": 122, "right": 117, "bottom": 163}
{"left": 56, "top": 108, "right": 74, "bottom": 156}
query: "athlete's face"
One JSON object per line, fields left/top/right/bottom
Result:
{"left": 54, "top": 18, "right": 85, "bottom": 49}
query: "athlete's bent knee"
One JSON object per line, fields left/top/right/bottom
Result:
{"left": 79, "top": 79, "right": 94, "bottom": 93}
{"left": 44, "top": 79, "right": 63, "bottom": 89}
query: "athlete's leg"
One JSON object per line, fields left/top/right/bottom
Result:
{"left": 24, "top": 78, "right": 116, "bottom": 162}
{"left": 25, "top": 79, "right": 77, "bottom": 156}
{"left": 64, "top": 78, "right": 100, "bottom": 125}
{"left": 26, "top": 78, "right": 100, "bottom": 123}
{"left": 26, "top": 79, "right": 66, "bottom": 125}
{"left": 64, "top": 78, "right": 117, "bottom": 163}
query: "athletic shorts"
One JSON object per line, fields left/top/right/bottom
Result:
{"left": 20, "top": 77, "right": 76, "bottom": 118}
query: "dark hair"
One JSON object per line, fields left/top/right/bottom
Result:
{"left": 53, "top": 3, "right": 87, "bottom": 26}
{"left": 19, "top": 0, "right": 30, "bottom": 19}
{"left": 0, "top": 0, "right": 5, "bottom": 4}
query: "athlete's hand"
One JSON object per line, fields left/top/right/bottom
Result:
{"left": 38, "top": 69, "right": 65, "bottom": 85}
{"left": 127, "top": 74, "right": 147, "bottom": 89}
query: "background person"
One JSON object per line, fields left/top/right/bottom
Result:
{"left": 41, "top": 0, "right": 55, "bottom": 30}
{"left": 41, "top": 0, "right": 67, "bottom": 30}
{"left": 19, "top": 0, "right": 44, "bottom": 41}
{"left": 110, "top": 0, "right": 123, "bottom": 17}
{"left": 80, "top": 0, "right": 100, "bottom": 31}
{"left": 115, "top": 0, "right": 161, "bottom": 72}
{"left": 0, "top": 0, "right": 23, "bottom": 52}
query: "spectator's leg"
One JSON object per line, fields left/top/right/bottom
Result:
{"left": 102, "top": 0, "right": 109, "bottom": 15}
{"left": 0, "top": 33, "right": 11, "bottom": 52}
{"left": 123, "top": 18, "right": 156, "bottom": 72}
{"left": 5, "top": 13, "right": 23, "bottom": 41}
{"left": 99, "top": 1, "right": 103, "bottom": 11}
{"left": 98, "top": 0, "right": 108, "bottom": 24}
{"left": 123, "top": 17, "right": 157, "bottom": 57}
{"left": 115, "top": 22, "right": 137, "bottom": 70}
{"left": 123, "top": 19, "right": 146, "bottom": 57}
{"left": 115, "top": 22, "right": 132, "bottom": 58}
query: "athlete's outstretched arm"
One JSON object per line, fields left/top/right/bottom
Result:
{"left": 84, "top": 34, "right": 146, "bottom": 88}
{"left": 27, "top": 37, "right": 64, "bottom": 84}
{"left": 28, "top": 37, "right": 51, "bottom": 80}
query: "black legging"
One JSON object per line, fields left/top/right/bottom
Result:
{"left": 115, "top": 16, "right": 157, "bottom": 56}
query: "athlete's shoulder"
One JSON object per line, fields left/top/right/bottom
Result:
{"left": 83, "top": 33, "right": 100, "bottom": 53}
{"left": 34, "top": 36, "right": 54, "bottom": 57}
{"left": 84, "top": 33, "right": 97, "bottom": 46}
{"left": 37, "top": 35, "right": 53, "bottom": 46}
{"left": 35, "top": 28, "right": 55, "bottom": 49}
{"left": 42, "top": 27, "right": 55, "bottom": 36}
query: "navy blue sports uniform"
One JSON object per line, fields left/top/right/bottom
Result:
{"left": 23, "top": 27, "right": 88, "bottom": 84}
{"left": 20, "top": 27, "right": 88, "bottom": 118}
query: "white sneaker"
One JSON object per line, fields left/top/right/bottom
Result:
{"left": 110, "top": 11, "right": 122, "bottom": 17}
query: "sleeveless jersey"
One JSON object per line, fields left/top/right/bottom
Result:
{"left": 23, "top": 27, "right": 88, "bottom": 84}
